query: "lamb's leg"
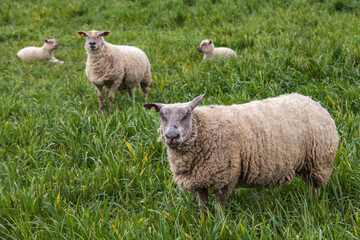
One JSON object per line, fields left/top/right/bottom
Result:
{"left": 50, "top": 57, "right": 64, "bottom": 64}
{"left": 197, "top": 189, "right": 208, "bottom": 216}
{"left": 95, "top": 85, "right": 104, "bottom": 111}
{"left": 214, "top": 187, "right": 230, "bottom": 216}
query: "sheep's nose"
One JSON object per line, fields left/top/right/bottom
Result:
{"left": 89, "top": 42, "right": 96, "bottom": 47}
{"left": 165, "top": 133, "right": 180, "bottom": 141}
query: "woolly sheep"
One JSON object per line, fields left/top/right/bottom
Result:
{"left": 77, "top": 30, "right": 152, "bottom": 110}
{"left": 144, "top": 93, "right": 339, "bottom": 214}
{"left": 196, "top": 39, "right": 236, "bottom": 61}
{"left": 17, "top": 38, "right": 64, "bottom": 64}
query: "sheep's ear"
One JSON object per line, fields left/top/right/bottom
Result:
{"left": 77, "top": 31, "right": 88, "bottom": 37}
{"left": 189, "top": 94, "right": 205, "bottom": 110}
{"left": 143, "top": 103, "right": 164, "bottom": 113}
{"left": 55, "top": 38, "right": 58, "bottom": 41}
{"left": 100, "top": 31, "right": 111, "bottom": 37}
{"left": 44, "top": 38, "right": 48, "bottom": 43}
{"left": 209, "top": 40, "right": 213, "bottom": 44}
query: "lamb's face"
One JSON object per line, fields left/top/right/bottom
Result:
{"left": 144, "top": 94, "right": 205, "bottom": 149}
{"left": 77, "top": 31, "right": 110, "bottom": 51}
{"left": 197, "top": 40, "right": 214, "bottom": 54}
{"left": 44, "top": 38, "right": 59, "bottom": 50}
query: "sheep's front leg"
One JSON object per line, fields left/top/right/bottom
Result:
{"left": 108, "top": 83, "right": 119, "bottom": 111}
{"left": 95, "top": 85, "right": 104, "bottom": 111}
{"left": 214, "top": 187, "right": 230, "bottom": 216}
{"left": 197, "top": 189, "right": 208, "bottom": 215}
{"left": 50, "top": 57, "right": 64, "bottom": 64}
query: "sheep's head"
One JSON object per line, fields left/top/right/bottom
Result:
{"left": 196, "top": 39, "right": 214, "bottom": 53}
{"left": 44, "top": 38, "right": 59, "bottom": 50}
{"left": 77, "top": 30, "right": 110, "bottom": 51}
{"left": 144, "top": 94, "right": 205, "bottom": 149}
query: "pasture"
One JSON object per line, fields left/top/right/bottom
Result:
{"left": 0, "top": 0, "right": 360, "bottom": 239}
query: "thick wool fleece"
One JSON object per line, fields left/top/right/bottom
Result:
{"left": 85, "top": 42, "right": 151, "bottom": 91}
{"left": 161, "top": 94, "right": 339, "bottom": 195}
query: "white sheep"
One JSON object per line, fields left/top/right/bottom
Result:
{"left": 17, "top": 38, "right": 64, "bottom": 64}
{"left": 144, "top": 93, "right": 339, "bottom": 214}
{"left": 196, "top": 39, "right": 236, "bottom": 61}
{"left": 77, "top": 30, "right": 152, "bottom": 111}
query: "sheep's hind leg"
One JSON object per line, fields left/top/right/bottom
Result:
{"left": 95, "top": 85, "right": 104, "bottom": 111}
{"left": 197, "top": 189, "right": 208, "bottom": 216}
{"left": 140, "top": 82, "right": 148, "bottom": 100}
{"left": 125, "top": 87, "right": 132, "bottom": 99}
{"left": 299, "top": 173, "right": 317, "bottom": 201}
{"left": 214, "top": 187, "right": 230, "bottom": 217}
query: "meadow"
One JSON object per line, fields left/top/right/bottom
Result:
{"left": 0, "top": 0, "right": 360, "bottom": 239}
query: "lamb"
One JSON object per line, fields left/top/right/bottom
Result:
{"left": 77, "top": 30, "right": 152, "bottom": 111}
{"left": 17, "top": 38, "right": 64, "bottom": 64}
{"left": 144, "top": 93, "right": 339, "bottom": 214}
{"left": 196, "top": 39, "right": 236, "bottom": 61}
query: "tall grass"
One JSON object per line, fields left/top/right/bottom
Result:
{"left": 0, "top": 0, "right": 359, "bottom": 239}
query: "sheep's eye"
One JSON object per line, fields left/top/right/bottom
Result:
{"left": 182, "top": 111, "right": 191, "bottom": 120}
{"left": 160, "top": 113, "right": 167, "bottom": 120}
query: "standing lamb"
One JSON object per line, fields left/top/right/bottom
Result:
{"left": 196, "top": 39, "right": 236, "bottom": 61}
{"left": 77, "top": 30, "right": 151, "bottom": 111}
{"left": 144, "top": 93, "right": 339, "bottom": 214}
{"left": 17, "top": 38, "right": 64, "bottom": 64}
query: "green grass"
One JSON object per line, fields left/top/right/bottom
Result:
{"left": 1, "top": 0, "right": 360, "bottom": 239}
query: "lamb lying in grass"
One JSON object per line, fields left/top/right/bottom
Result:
{"left": 144, "top": 93, "right": 339, "bottom": 214}
{"left": 17, "top": 38, "right": 64, "bottom": 64}
{"left": 77, "top": 30, "right": 152, "bottom": 111}
{"left": 196, "top": 39, "right": 236, "bottom": 61}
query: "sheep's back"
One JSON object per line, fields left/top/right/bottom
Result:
{"left": 194, "top": 93, "right": 338, "bottom": 187}
{"left": 214, "top": 47, "right": 236, "bottom": 57}
{"left": 17, "top": 47, "right": 43, "bottom": 60}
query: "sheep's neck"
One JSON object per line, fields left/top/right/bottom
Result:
{"left": 87, "top": 44, "right": 117, "bottom": 80}
{"left": 166, "top": 114, "right": 205, "bottom": 174}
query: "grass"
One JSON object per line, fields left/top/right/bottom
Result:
{"left": 0, "top": 0, "right": 360, "bottom": 239}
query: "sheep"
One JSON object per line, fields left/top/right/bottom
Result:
{"left": 17, "top": 38, "right": 64, "bottom": 64}
{"left": 144, "top": 93, "right": 339, "bottom": 214}
{"left": 196, "top": 39, "right": 236, "bottom": 61}
{"left": 77, "top": 30, "right": 152, "bottom": 111}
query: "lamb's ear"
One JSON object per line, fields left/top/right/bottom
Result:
{"left": 44, "top": 38, "right": 48, "bottom": 43}
{"left": 189, "top": 94, "right": 206, "bottom": 110}
{"left": 143, "top": 103, "right": 164, "bottom": 113}
{"left": 55, "top": 38, "right": 58, "bottom": 41}
{"left": 99, "top": 31, "right": 111, "bottom": 37}
{"left": 209, "top": 40, "right": 213, "bottom": 44}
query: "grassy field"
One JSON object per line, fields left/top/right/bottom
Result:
{"left": 1, "top": 0, "right": 360, "bottom": 239}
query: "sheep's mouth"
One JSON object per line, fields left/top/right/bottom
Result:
{"left": 53, "top": 45, "right": 59, "bottom": 50}
{"left": 196, "top": 47, "right": 203, "bottom": 52}
{"left": 166, "top": 141, "right": 182, "bottom": 148}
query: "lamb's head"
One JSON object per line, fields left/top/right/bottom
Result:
{"left": 144, "top": 94, "right": 205, "bottom": 149}
{"left": 77, "top": 30, "right": 110, "bottom": 51}
{"left": 197, "top": 39, "right": 214, "bottom": 54}
{"left": 44, "top": 38, "right": 59, "bottom": 50}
